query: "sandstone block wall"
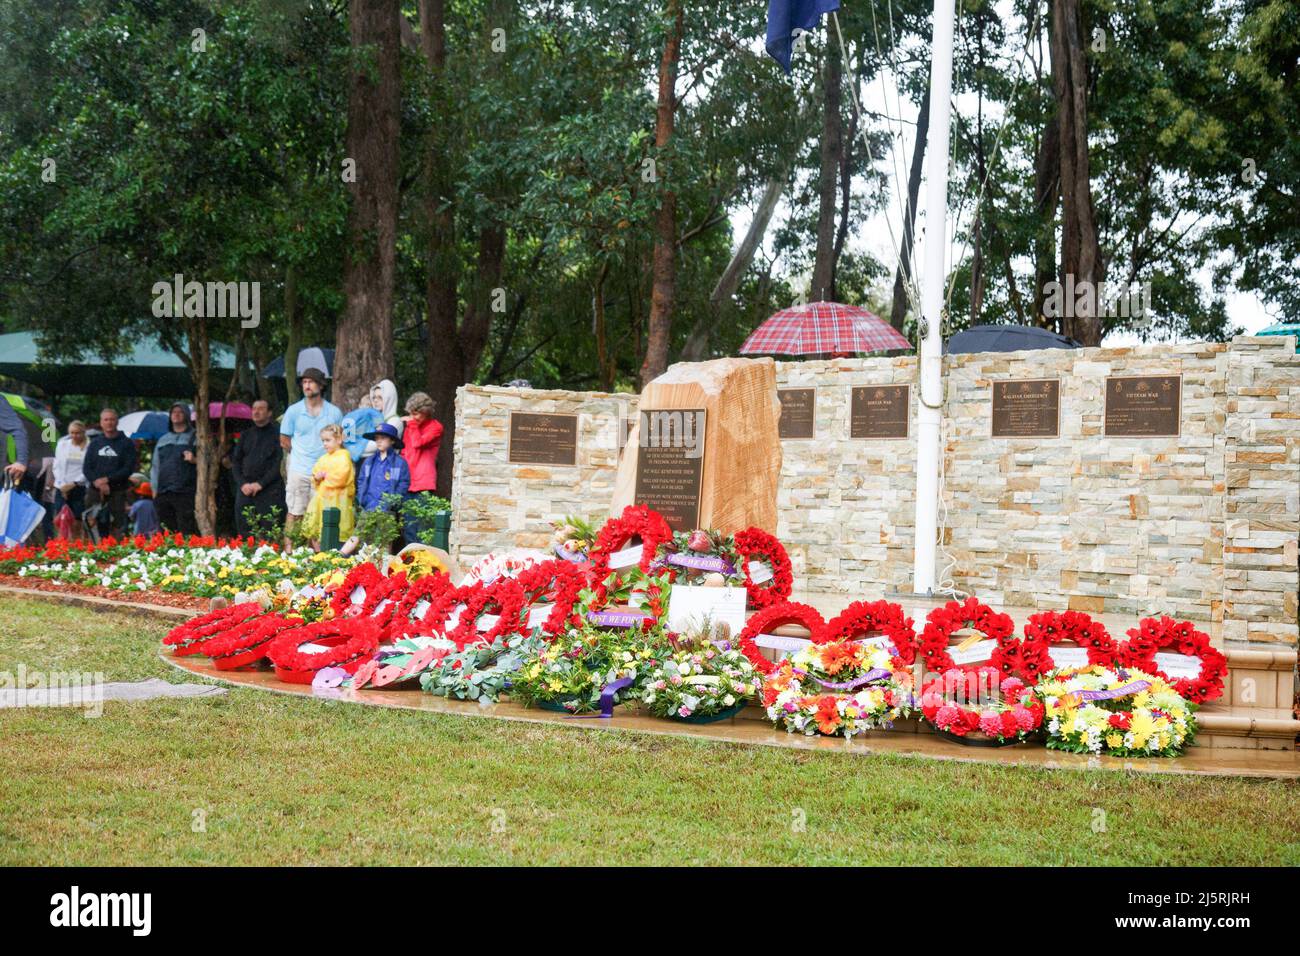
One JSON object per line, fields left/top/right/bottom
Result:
{"left": 452, "top": 337, "right": 1300, "bottom": 646}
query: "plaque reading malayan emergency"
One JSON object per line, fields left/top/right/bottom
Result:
{"left": 1104, "top": 375, "right": 1181, "bottom": 437}
{"left": 850, "top": 385, "right": 910, "bottom": 439}
{"left": 777, "top": 388, "right": 816, "bottom": 439}
{"left": 507, "top": 412, "right": 578, "bottom": 466}
{"left": 991, "top": 379, "right": 1060, "bottom": 438}
{"left": 633, "top": 408, "right": 706, "bottom": 531}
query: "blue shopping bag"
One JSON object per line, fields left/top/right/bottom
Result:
{"left": 0, "top": 477, "right": 45, "bottom": 546}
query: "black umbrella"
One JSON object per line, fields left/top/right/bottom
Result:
{"left": 946, "top": 324, "right": 1081, "bottom": 355}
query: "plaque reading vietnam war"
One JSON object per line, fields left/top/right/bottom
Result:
{"left": 1104, "top": 375, "right": 1181, "bottom": 437}
{"left": 991, "top": 379, "right": 1060, "bottom": 438}
{"left": 507, "top": 412, "right": 578, "bottom": 466}
{"left": 633, "top": 408, "right": 706, "bottom": 531}
{"left": 850, "top": 385, "right": 910, "bottom": 439}
{"left": 777, "top": 388, "right": 816, "bottom": 439}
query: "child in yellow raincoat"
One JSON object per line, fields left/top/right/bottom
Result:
{"left": 301, "top": 423, "right": 355, "bottom": 544}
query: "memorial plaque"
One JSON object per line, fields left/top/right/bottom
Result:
{"left": 632, "top": 408, "right": 706, "bottom": 531}
{"left": 850, "top": 385, "right": 910, "bottom": 439}
{"left": 777, "top": 388, "right": 816, "bottom": 439}
{"left": 991, "top": 379, "right": 1060, "bottom": 438}
{"left": 1104, "top": 375, "right": 1181, "bottom": 437}
{"left": 507, "top": 412, "right": 578, "bottom": 465}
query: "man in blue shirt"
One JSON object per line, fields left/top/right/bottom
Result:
{"left": 278, "top": 368, "right": 341, "bottom": 537}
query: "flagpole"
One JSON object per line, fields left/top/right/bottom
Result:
{"left": 912, "top": 0, "right": 955, "bottom": 596}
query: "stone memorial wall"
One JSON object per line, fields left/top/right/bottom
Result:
{"left": 451, "top": 337, "right": 1300, "bottom": 647}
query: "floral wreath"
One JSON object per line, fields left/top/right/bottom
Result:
{"left": 641, "top": 644, "right": 762, "bottom": 721}
{"left": 1005, "top": 610, "right": 1119, "bottom": 683}
{"left": 736, "top": 601, "right": 829, "bottom": 674}
{"left": 1118, "top": 617, "right": 1227, "bottom": 704}
{"left": 917, "top": 598, "right": 1015, "bottom": 676}
{"left": 579, "top": 568, "right": 669, "bottom": 635}
{"left": 822, "top": 600, "right": 916, "bottom": 668}
{"left": 328, "top": 562, "right": 386, "bottom": 618}
{"left": 732, "top": 527, "right": 793, "bottom": 609}
{"left": 761, "top": 639, "right": 912, "bottom": 738}
{"left": 515, "top": 559, "right": 588, "bottom": 638}
{"left": 391, "top": 570, "right": 452, "bottom": 635}
{"left": 444, "top": 578, "right": 529, "bottom": 650}
{"left": 919, "top": 666, "right": 1044, "bottom": 743}
{"left": 1036, "top": 664, "right": 1196, "bottom": 757}
{"left": 206, "top": 613, "right": 300, "bottom": 670}
{"left": 363, "top": 571, "right": 409, "bottom": 639}
{"left": 163, "top": 603, "right": 263, "bottom": 656}
{"left": 589, "top": 504, "right": 673, "bottom": 578}
{"left": 267, "top": 618, "right": 384, "bottom": 684}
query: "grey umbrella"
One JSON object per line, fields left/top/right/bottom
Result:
{"left": 946, "top": 324, "right": 1081, "bottom": 355}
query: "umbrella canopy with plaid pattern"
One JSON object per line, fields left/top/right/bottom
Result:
{"left": 739, "top": 301, "right": 911, "bottom": 356}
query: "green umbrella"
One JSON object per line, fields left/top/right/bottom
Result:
{"left": 1257, "top": 323, "right": 1300, "bottom": 351}
{"left": 2, "top": 393, "right": 58, "bottom": 462}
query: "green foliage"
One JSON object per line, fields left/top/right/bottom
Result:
{"left": 354, "top": 494, "right": 402, "bottom": 550}
{"left": 240, "top": 504, "right": 284, "bottom": 542}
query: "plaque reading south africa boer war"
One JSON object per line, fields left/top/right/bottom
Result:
{"left": 633, "top": 408, "right": 706, "bottom": 531}
{"left": 507, "top": 412, "right": 578, "bottom": 465}
{"left": 1104, "top": 375, "right": 1181, "bottom": 437}
{"left": 850, "top": 385, "right": 910, "bottom": 439}
{"left": 777, "top": 388, "right": 816, "bottom": 439}
{"left": 991, "top": 379, "right": 1060, "bottom": 438}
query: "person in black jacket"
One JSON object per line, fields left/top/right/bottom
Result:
{"left": 151, "top": 402, "right": 198, "bottom": 535}
{"left": 231, "top": 399, "right": 285, "bottom": 537}
{"left": 82, "top": 408, "right": 138, "bottom": 537}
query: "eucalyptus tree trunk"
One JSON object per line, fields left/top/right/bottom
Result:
{"left": 810, "top": 41, "right": 842, "bottom": 303}
{"left": 890, "top": 84, "right": 930, "bottom": 331}
{"left": 639, "top": 0, "right": 683, "bottom": 387}
{"left": 336, "top": 0, "right": 400, "bottom": 410}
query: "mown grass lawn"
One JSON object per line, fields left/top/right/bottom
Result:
{"left": 1, "top": 594, "right": 1296, "bottom": 866}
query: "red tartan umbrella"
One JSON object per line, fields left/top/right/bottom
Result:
{"left": 739, "top": 301, "right": 912, "bottom": 356}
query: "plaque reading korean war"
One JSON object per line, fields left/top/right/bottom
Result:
{"left": 850, "top": 385, "right": 910, "bottom": 439}
{"left": 777, "top": 388, "right": 816, "bottom": 439}
{"left": 507, "top": 412, "right": 578, "bottom": 465}
{"left": 1104, "top": 375, "right": 1181, "bottom": 437}
{"left": 991, "top": 379, "right": 1060, "bottom": 438}
{"left": 633, "top": 408, "right": 706, "bottom": 531}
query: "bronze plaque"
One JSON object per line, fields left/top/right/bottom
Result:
{"left": 850, "top": 385, "right": 910, "bottom": 439}
{"left": 777, "top": 388, "right": 816, "bottom": 439}
{"left": 507, "top": 412, "right": 578, "bottom": 465}
{"left": 991, "top": 379, "right": 1060, "bottom": 438}
{"left": 633, "top": 408, "right": 706, "bottom": 531}
{"left": 1104, "top": 375, "right": 1181, "bottom": 437}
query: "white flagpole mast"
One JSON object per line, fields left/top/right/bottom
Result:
{"left": 912, "top": 0, "right": 955, "bottom": 595}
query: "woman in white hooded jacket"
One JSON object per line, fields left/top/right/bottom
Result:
{"left": 362, "top": 380, "right": 404, "bottom": 457}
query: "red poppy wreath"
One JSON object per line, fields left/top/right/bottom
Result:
{"left": 823, "top": 600, "right": 917, "bottom": 668}
{"left": 443, "top": 578, "right": 529, "bottom": 649}
{"left": 206, "top": 613, "right": 300, "bottom": 670}
{"left": 732, "top": 527, "right": 793, "bottom": 609}
{"left": 362, "top": 571, "right": 409, "bottom": 639}
{"left": 1006, "top": 610, "right": 1119, "bottom": 683}
{"left": 162, "top": 602, "right": 264, "bottom": 656}
{"left": 917, "top": 598, "right": 1015, "bottom": 676}
{"left": 515, "top": 559, "right": 588, "bottom": 638}
{"left": 391, "top": 570, "right": 452, "bottom": 636}
{"left": 1118, "top": 616, "right": 1227, "bottom": 704}
{"left": 588, "top": 504, "right": 673, "bottom": 578}
{"left": 328, "top": 562, "right": 387, "bottom": 618}
{"left": 736, "top": 601, "right": 829, "bottom": 674}
{"left": 267, "top": 618, "right": 384, "bottom": 684}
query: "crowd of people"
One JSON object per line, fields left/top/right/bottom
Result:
{"left": 2, "top": 369, "right": 445, "bottom": 550}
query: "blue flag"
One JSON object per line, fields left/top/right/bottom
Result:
{"left": 766, "top": 0, "right": 841, "bottom": 74}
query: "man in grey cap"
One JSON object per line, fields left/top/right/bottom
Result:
{"left": 278, "top": 367, "right": 341, "bottom": 539}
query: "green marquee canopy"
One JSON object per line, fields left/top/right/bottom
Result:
{"left": 0, "top": 330, "right": 235, "bottom": 398}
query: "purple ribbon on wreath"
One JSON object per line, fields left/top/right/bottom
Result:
{"left": 1072, "top": 680, "right": 1150, "bottom": 702}
{"left": 566, "top": 677, "right": 634, "bottom": 719}
{"left": 666, "top": 552, "right": 736, "bottom": 576}
{"left": 587, "top": 610, "right": 649, "bottom": 628}
{"left": 810, "top": 667, "right": 892, "bottom": 692}
{"left": 554, "top": 544, "right": 587, "bottom": 564}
